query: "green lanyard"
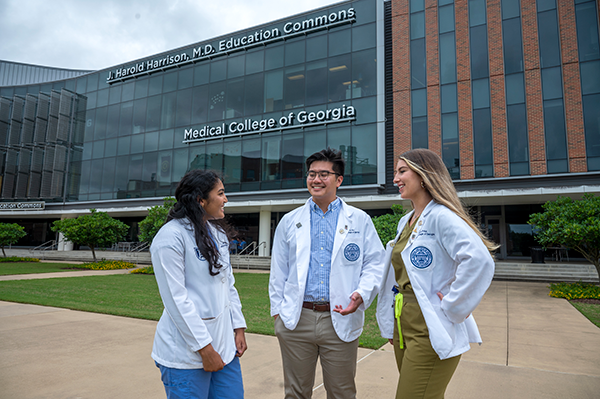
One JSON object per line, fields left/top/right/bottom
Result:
{"left": 394, "top": 293, "right": 404, "bottom": 349}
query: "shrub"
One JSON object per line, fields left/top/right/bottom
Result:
{"left": 0, "top": 257, "right": 40, "bottom": 263}
{"left": 80, "top": 260, "right": 137, "bottom": 270}
{"left": 130, "top": 266, "right": 154, "bottom": 275}
{"left": 548, "top": 281, "right": 600, "bottom": 300}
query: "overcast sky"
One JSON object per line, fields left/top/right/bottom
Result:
{"left": 0, "top": 0, "right": 343, "bottom": 71}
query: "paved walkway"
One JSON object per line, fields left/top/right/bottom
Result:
{"left": 0, "top": 271, "right": 599, "bottom": 398}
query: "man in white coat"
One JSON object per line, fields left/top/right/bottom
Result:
{"left": 269, "top": 148, "right": 385, "bottom": 399}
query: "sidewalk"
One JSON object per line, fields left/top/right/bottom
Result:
{"left": 1, "top": 278, "right": 599, "bottom": 398}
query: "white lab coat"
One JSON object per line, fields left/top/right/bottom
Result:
{"left": 269, "top": 198, "right": 385, "bottom": 343}
{"left": 151, "top": 218, "right": 246, "bottom": 369}
{"left": 376, "top": 201, "right": 494, "bottom": 360}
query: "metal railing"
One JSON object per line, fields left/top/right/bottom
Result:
{"left": 30, "top": 240, "right": 58, "bottom": 252}
{"left": 234, "top": 241, "right": 267, "bottom": 269}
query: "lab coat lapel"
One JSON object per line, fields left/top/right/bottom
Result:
{"left": 294, "top": 201, "right": 312, "bottom": 285}
{"left": 331, "top": 200, "right": 351, "bottom": 264}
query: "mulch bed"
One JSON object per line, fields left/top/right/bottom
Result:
{"left": 570, "top": 298, "right": 600, "bottom": 305}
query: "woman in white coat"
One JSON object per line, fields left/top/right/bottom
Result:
{"left": 151, "top": 170, "right": 247, "bottom": 399}
{"left": 376, "top": 149, "right": 497, "bottom": 399}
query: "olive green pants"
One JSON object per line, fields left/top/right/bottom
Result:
{"left": 392, "top": 295, "right": 461, "bottom": 399}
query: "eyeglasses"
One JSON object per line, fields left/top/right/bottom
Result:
{"left": 306, "top": 170, "right": 340, "bottom": 180}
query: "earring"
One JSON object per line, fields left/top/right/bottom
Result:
{"left": 421, "top": 181, "right": 425, "bottom": 189}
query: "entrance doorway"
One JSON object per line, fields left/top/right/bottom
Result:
{"left": 485, "top": 216, "right": 506, "bottom": 259}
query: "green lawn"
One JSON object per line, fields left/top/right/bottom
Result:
{"left": 570, "top": 301, "right": 600, "bottom": 328}
{"left": 0, "top": 262, "right": 83, "bottom": 276}
{"left": 0, "top": 266, "right": 388, "bottom": 349}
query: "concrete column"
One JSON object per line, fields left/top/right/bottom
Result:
{"left": 258, "top": 209, "right": 271, "bottom": 256}
{"left": 57, "top": 232, "right": 73, "bottom": 251}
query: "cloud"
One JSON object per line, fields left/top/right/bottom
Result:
{"left": 0, "top": 0, "right": 342, "bottom": 70}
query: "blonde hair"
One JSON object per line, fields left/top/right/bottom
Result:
{"left": 400, "top": 149, "right": 499, "bottom": 253}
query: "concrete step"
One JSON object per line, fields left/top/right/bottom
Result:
{"left": 494, "top": 261, "right": 599, "bottom": 283}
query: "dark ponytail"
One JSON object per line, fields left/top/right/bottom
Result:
{"left": 168, "top": 169, "right": 234, "bottom": 275}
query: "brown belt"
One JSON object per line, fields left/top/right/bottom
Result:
{"left": 302, "top": 301, "right": 330, "bottom": 312}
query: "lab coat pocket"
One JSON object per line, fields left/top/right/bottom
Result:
{"left": 432, "top": 302, "right": 456, "bottom": 344}
{"left": 201, "top": 306, "right": 229, "bottom": 356}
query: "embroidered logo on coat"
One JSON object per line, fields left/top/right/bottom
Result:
{"left": 410, "top": 246, "right": 433, "bottom": 269}
{"left": 194, "top": 247, "right": 206, "bottom": 261}
{"left": 344, "top": 243, "right": 361, "bottom": 262}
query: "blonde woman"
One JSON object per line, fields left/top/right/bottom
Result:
{"left": 376, "top": 149, "right": 497, "bottom": 399}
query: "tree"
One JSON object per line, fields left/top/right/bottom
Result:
{"left": 0, "top": 223, "right": 27, "bottom": 257}
{"left": 51, "top": 209, "right": 129, "bottom": 262}
{"left": 529, "top": 194, "right": 600, "bottom": 282}
{"left": 138, "top": 197, "right": 176, "bottom": 244}
{"left": 371, "top": 204, "right": 407, "bottom": 246}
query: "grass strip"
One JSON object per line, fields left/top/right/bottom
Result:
{"left": 0, "top": 262, "right": 84, "bottom": 276}
{"left": 570, "top": 301, "right": 600, "bottom": 328}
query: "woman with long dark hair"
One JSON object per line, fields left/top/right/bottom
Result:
{"left": 151, "top": 169, "right": 247, "bottom": 399}
{"left": 377, "top": 149, "right": 497, "bottom": 398}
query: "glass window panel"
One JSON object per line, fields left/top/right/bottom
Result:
{"left": 537, "top": 0, "right": 556, "bottom": 12}
{"left": 576, "top": 2, "right": 600, "bottom": 62}
{"left": 158, "top": 150, "right": 173, "bottom": 188}
{"left": 246, "top": 49, "right": 264, "bottom": 74}
{"left": 351, "top": 96, "right": 377, "bottom": 125}
{"left": 307, "top": 34, "right": 328, "bottom": 61}
{"left": 163, "top": 72, "right": 178, "bottom": 93}
{"left": 469, "top": 0, "right": 487, "bottom": 26}
{"left": 543, "top": 99, "right": 568, "bottom": 160}
{"left": 109, "top": 85, "right": 121, "bottom": 105}
{"left": 86, "top": 91, "right": 97, "bottom": 110}
{"left": 128, "top": 154, "right": 143, "bottom": 189}
{"left": 442, "top": 112, "right": 458, "bottom": 139}
{"left": 284, "top": 66, "right": 305, "bottom": 109}
{"left": 439, "top": 0, "right": 454, "bottom": 5}
{"left": 172, "top": 148, "right": 189, "bottom": 183}
{"left": 327, "top": 127, "right": 351, "bottom": 174}
{"left": 161, "top": 92, "right": 177, "bottom": 129}
{"left": 117, "top": 136, "right": 130, "bottom": 156}
{"left": 411, "top": 0, "right": 425, "bottom": 12}
{"left": 148, "top": 76, "right": 163, "bottom": 96}
{"left": 473, "top": 108, "right": 493, "bottom": 167}
{"left": 439, "top": 5, "right": 455, "bottom": 34}
{"left": 285, "top": 41, "right": 305, "bottom": 66}
{"left": 84, "top": 109, "right": 96, "bottom": 143}
{"left": 265, "top": 46, "right": 284, "bottom": 71}
{"left": 282, "top": 133, "right": 304, "bottom": 185}
{"left": 92, "top": 140, "right": 105, "bottom": 159}
{"left": 547, "top": 159, "right": 568, "bottom": 174}
{"left": 76, "top": 77, "right": 87, "bottom": 93}
{"left": 208, "top": 81, "right": 227, "bottom": 121}
{"left": 189, "top": 144, "right": 206, "bottom": 171}
{"left": 228, "top": 54, "right": 245, "bottom": 78}
{"left": 411, "top": 38, "right": 427, "bottom": 88}
{"left": 439, "top": 32, "right": 457, "bottom": 84}
{"left": 211, "top": 59, "right": 227, "bottom": 82}
{"left": 132, "top": 98, "right": 147, "bottom": 134}
{"left": 441, "top": 83, "right": 458, "bottom": 113}
{"left": 89, "top": 160, "right": 103, "bottom": 193}
{"left": 142, "top": 152, "right": 158, "bottom": 191}
{"left": 194, "top": 64, "right": 210, "bottom": 86}
{"left": 581, "top": 61, "right": 600, "bottom": 95}
{"left": 442, "top": 113, "right": 460, "bottom": 178}
{"left": 262, "top": 134, "right": 281, "bottom": 186}
{"left": 223, "top": 140, "right": 242, "bottom": 183}
{"left": 352, "top": 0, "right": 376, "bottom": 24}
{"left": 159, "top": 129, "right": 173, "bottom": 150}
{"left": 87, "top": 74, "right": 99, "bottom": 92}
{"left": 119, "top": 101, "right": 134, "bottom": 136}
{"left": 506, "top": 103, "right": 529, "bottom": 163}
{"left": 412, "top": 116, "right": 428, "bottom": 149}
{"left": 350, "top": 125, "right": 377, "bottom": 177}
{"left": 178, "top": 68, "right": 194, "bottom": 90}
{"left": 352, "top": 48, "right": 377, "bottom": 98}
{"left": 412, "top": 89, "right": 427, "bottom": 117}
{"left": 101, "top": 157, "right": 116, "bottom": 193}
{"left": 94, "top": 106, "right": 108, "bottom": 140}
{"left": 582, "top": 93, "right": 600, "bottom": 157}
{"left": 305, "top": 61, "right": 328, "bottom": 106}
{"left": 244, "top": 73, "right": 264, "bottom": 116}
{"left": 121, "top": 82, "right": 134, "bottom": 102}
{"left": 411, "top": 12, "right": 425, "bottom": 39}
{"left": 264, "top": 70, "right": 283, "bottom": 112}
{"left": 505, "top": 73, "right": 525, "bottom": 104}
{"left": 242, "top": 137, "right": 261, "bottom": 187}
{"left": 106, "top": 104, "right": 120, "bottom": 139}
{"left": 303, "top": 129, "right": 327, "bottom": 171}
{"left": 175, "top": 88, "right": 192, "bottom": 127}
{"left": 192, "top": 85, "right": 209, "bottom": 125}
{"left": 470, "top": 25, "right": 489, "bottom": 79}
{"left": 134, "top": 79, "right": 148, "bottom": 99}
{"left": 97, "top": 88, "right": 109, "bottom": 108}
{"left": 352, "top": 23, "right": 376, "bottom": 52}
{"left": 538, "top": 10, "right": 561, "bottom": 68}
{"left": 115, "top": 156, "right": 129, "bottom": 193}
{"left": 472, "top": 78, "right": 490, "bottom": 109}
{"left": 328, "top": 29, "right": 351, "bottom": 57}
{"left": 145, "top": 131, "right": 159, "bottom": 152}
{"left": 131, "top": 134, "right": 144, "bottom": 154}
{"left": 502, "top": 18, "right": 524, "bottom": 74}
{"left": 541, "top": 67, "right": 563, "bottom": 100}
{"left": 328, "top": 54, "right": 352, "bottom": 102}
{"left": 502, "top": 0, "right": 520, "bottom": 19}
{"left": 226, "top": 78, "right": 245, "bottom": 119}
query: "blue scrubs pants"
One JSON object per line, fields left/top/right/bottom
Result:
{"left": 156, "top": 357, "right": 244, "bottom": 399}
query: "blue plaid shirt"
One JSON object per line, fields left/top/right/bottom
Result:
{"left": 303, "top": 197, "right": 342, "bottom": 302}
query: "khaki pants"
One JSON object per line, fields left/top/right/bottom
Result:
{"left": 275, "top": 308, "right": 359, "bottom": 399}
{"left": 393, "top": 299, "right": 461, "bottom": 399}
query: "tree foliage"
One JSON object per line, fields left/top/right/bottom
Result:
{"left": 51, "top": 209, "right": 129, "bottom": 262}
{"left": 371, "top": 204, "right": 407, "bottom": 246}
{"left": 529, "top": 194, "right": 600, "bottom": 282}
{"left": 138, "top": 197, "right": 176, "bottom": 244}
{"left": 0, "top": 223, "right": 27, "bottom": 257}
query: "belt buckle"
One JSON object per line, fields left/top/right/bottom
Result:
{"left": 313, "top": 301, "right": 328, "bottom": 311}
